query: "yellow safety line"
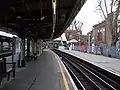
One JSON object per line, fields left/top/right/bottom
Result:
{"left": 55, "top": 55, "right": 70, "bottom": 90}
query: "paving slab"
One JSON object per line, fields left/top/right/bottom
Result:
{"left": 1, "top": 49, "right": 75, "bottom": 90}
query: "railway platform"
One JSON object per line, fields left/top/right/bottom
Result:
{"left": 59, "top": 49, "right": 120, "bottom": 77}
{"left": 1, "top": 49, "right": 76, "bottom": 90}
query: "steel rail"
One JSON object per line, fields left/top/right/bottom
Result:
{"left": 53, "top": 49, "right": 120, "bottom": 90}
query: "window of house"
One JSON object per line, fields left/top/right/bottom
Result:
{"left": 117, "top": 27, "right": 120, "bottom": 32}
{"left": 103, "top": 28, "right": 105, "bottom": 31}
{"left": 100, "top": 29, "right": 102, "bottom": 32}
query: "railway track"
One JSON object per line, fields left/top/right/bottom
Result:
{"left": 53, "top": 49, "right": 120, "bottom": 90}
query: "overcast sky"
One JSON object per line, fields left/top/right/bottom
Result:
{"left": 75, "top": 0, "right": 104, "bottom": 35}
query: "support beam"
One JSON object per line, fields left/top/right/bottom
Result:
{"left": 27, "top": 38, "right": 30, "bottom": 60}
{"left": 30, "top": 39, "right": 33, "bottom": 56}
{"left": 40, "top": 40, "right": 43, "bottom": 55}
{"left": 12, "top": 37, "right": 16, "bottom": 70}
{"left": 31, "top": 39, "right": 34, "bottom": 57}
{"left": 57, "top": 6, "right": 73, "bottom": 10}
{"left": 20, "top": 38, "right": 26, "bottom": 67}
{"left": 0, "top": 42, "right": 3, "bottom": 51}
{"left": 34, "top": 39, "right": 37, "bottom": 55}
{"left": 37, "top": 39, "right": 43, "bottom": 56}
{"left": 30, "top": 39, "right": 37, "bottom": 60}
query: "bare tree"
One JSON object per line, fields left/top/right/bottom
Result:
{"left": 96, "top": 0, "right": 120, "bottom": 45}
{"left": 68, "top": 19, "right": 83, "bottom": 30}
{"left": 66, "top": 19, "right": 83, "bottom": 41}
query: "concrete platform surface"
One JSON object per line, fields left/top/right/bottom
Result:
{"left": 59, "top": 49, "right": 120, "bottom": 77}
{"left": 1, "top": 49, "right": 76, "bottom": 90}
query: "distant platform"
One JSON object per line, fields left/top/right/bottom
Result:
{"left": 59, "top": 49, "right": 120, "bottom": 77}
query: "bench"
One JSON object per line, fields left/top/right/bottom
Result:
{"left": 0, "top": 58, "right": 16, "bottom": 85}
{"left": 6, "top": 62, "right": 16, "bottom": 81}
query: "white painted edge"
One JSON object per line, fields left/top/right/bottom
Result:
{"left": 51, "top": 50, "right": 78, "bottom": 90}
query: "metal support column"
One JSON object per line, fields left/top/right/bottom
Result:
{"left": 27, "top": 38, "right": 30, "bottom": 61}
{"left": 31, "top": 39, "right": 34, "bottom": 57}
{"left": 0, "top": 42, "right": 3, "bottom": 51}
{"left": 34, "top": 39, "right": 37, "bottom": 55}
{"left": 12, "top": 37, "right": 16, "bottom": 64}
{"left": 20, "top": 39, "right": 26, "bottom": 67}
{"left": 30, "top": 39, "right": 37, "bottom": 60}
{"left": 39, "top": 40, "right": 43, "bottom": 55}
{"left": 11, "top": 37, "right": 16, "bottom": 77}
{"left": 37, "top": 39, "right": 43, "bottom": 56}
{"left": 32, "top": 39, "right": 37, "bottom": 60}
{"left": 29, "top": 40, "right": 32, "bottom": 56}
{"left": 36, "top": 39, "right": 39, "bottom": 56}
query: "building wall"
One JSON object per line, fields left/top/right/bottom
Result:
{"left": 91, "top": 21, "right": 112, "bottom": 45}
{"left": 88, "top": 12, "right": 120, "bottom": 46}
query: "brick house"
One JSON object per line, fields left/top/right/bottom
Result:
{"left": 90, "top": 12, "right": 120, "bottom": 45}
{"left": 91, "top": 21, "right": 106, "bottom": 45}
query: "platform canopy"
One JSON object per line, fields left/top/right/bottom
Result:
{"left": 0, "top": 0, "right": 86, "bottom": 39}
{"left": 69, "top": 39, "right": 78, "bottom": 43}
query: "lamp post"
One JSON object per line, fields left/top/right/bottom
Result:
{"left": 88, "top": 34, "right": 91, "bottom": 53}
{"left": 78, "top": 23, "right": 83, "bottom": 51}
{"left": 78, "top": 38, "right": 80, "bottom": 51}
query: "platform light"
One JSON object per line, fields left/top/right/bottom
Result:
{"left": 51, "top": 0, "right": 57, "bottom": 39}
{"left": 52, "top": 0, "right": 56, "bottom": 15}
{"left": 0, "top": 31, "right": 17, "bottom": 38}
{"left": 17, "top": 16, "right": 21, "bottom": 19}
{"left": 40, "top": 16, "right": 45, "bottom": 20}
